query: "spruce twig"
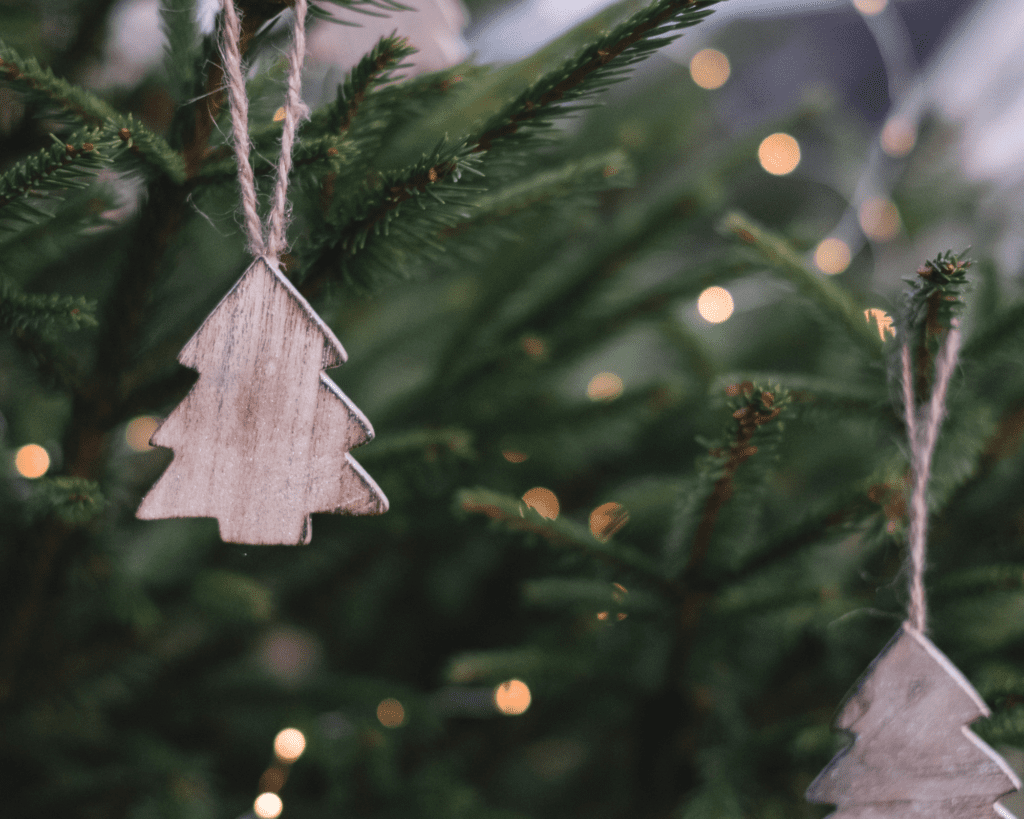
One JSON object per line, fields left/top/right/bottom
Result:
{"left": 720, "top": 211, "right": 881, "bottom": 358}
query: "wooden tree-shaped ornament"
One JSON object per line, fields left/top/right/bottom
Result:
{"left": 807, "top": 626, "right": 1021, "bottom": 818}
{"left": 137, "top": 257, "right": 388, "bottom": 544}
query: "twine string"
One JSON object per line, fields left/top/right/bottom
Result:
{"left": 901, "top": 324, "right": 962, "bottom": 633}
{"left": 219, "top": 0, "right": 309, "bottom": 261}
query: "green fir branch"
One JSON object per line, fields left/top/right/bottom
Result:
{"left": 472, "top": 0, "right": 722, "bottom": 154}
{"left": 720, "top": 211, "right": 881, "bottom": 358}
{"left": 457, "top": 487, "right": 668, "bottom": 586}
{"left": 664, "top": 381, "right": 790, "bottom": 580}
{"left": 0, "top": 40, "right": 118, "bottom": 126}
{"left": 0, "top": 278, "right": 98, "bottom": 335}
{"left": 300, "top": 139, "right": 485, "bottom": 293}
{"left": 159, "top": 0, "right": 202, "bottom": 101}
{"left": 23, "top": 477, "right": 107, "bottom": 524}
{"left": 0, "top": 134, "right": 109, "bottom": 226}
{"left": 311, "top": 33, "right": 416, "bottom": 135}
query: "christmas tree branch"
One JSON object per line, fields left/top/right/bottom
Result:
{"left": 313, "top": 33, "right": 415, "bottom": 135}
{"left": 0, "top": 41, "right": 119, "bottom": 126}
{"left": 457, "top": 487, "right": 674, "bottom": 594}
{"left": 720, "top": 211, "right": 881, "bottom": 359}
{"left": 0, "top": 278, "right": 98, "bottom": 335}
{"left": 0, "top": 133, "right": 108, "bottom": 225}
{"left": 473, "top": 0, "right": 723, "bottom": 153}
{"left": 300, "top": 140, "right": 485, "bottom": 294}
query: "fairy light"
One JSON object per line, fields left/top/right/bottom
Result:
{"left": 272, "top": 107, "right": 286, "bottom": 123}
{"left": 859, "top": 196, "right": 901, "bottom": 242}
{"left": 758, "top": 133, "right": 800, "bottom": 175}
{"left": 880, "top": 118, "right": 916, "bottom": 158}
{"left": 273, "top": 728, "right": 306, "bottom": 763}
{"left": 494, "top": 679, "right": 531, "bottom": 715}
{"left": 587, "top": 372, "right": 624, "bottom": 401}
{"left": 853, "top": 0, "right": 887, "bottom": 15}
{"left": 125, "top": 415, "right": 159, "bottom": 452}
{"left": 521, "top": 336, "right": 546, "bottom": 359}
{"left": 589, "top": 502, "right": 628, "bottom": 541}
{"left": 814, "top": 237, "right": 852, "bottom": 274}
{"left": 697, "top": 286, "right": 734, "bottom": 323}
{"left": 14, "top": 444, "right": 50, "bottom": 479}
{"left": 502, "top": 450, "right": 529, "bottom": 463}
{"left": 689, "top": 48, "right": 730, "bottom": 90}
{"left": 254, "top": 792, "right": 283, "bottom": 819}
{"left": 376, "top": 698, "right": 406, "bottom": 728}
{"left": 522, "top": 487, "right": 559, "bottom": 520}
{"left": 864, "top": 308, "right": 896, "bottom": 341}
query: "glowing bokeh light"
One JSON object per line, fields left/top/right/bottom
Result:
{"left": 273, "top": 728, "right": 306, "bottom": 763}
{"left": 880, "top": 118, "right": 916, "bottom": 158}
{"left": 587, "top": 372, "right": 624, "bottom": 401}
{"left": 853, "top": 0, "right": 887, "bottom": 14}
{"left": 258, "top": 765, "right": 287, "bottom": 793}
{"left": 697, "top": 286, "right": 735, "bottom": 323}
{"left": 864, "top": 308, "right": 896, "bottom": 341}
{"left": 589, "top": 502, "right": 629, "bottom": 541}
{"left": 758, "top": 133, "right": 800, "bottom": 175}
{"left": 858, "top": 197, "right": 901, "bottom": 242}
{"left": 14, "top": 444, "right": 50, "bottom": 479}
{"left": 254, "top": 792, "right": 283, "bottom": 819}
{"left": 521, "top": 336, "right": 546, "bottom": 359}
{"left": 125, "top": 415, "right": 159, "bottom": 452}
{"left": 522, "top": 487, "right": 559, "bottom": 520}
{"left": 689, "top": 48, "right": 731, "bottom": 90}
{"left": 377, "top": 698, "right": 406, "bottom": 728}
{"left": 814, "top": 238, "right": 852, "bottom": 275}
{"left": 502, "top": 450, "right": 529, "bottom": 463}
{"left": 494, "top": 679, "right": 531, "bottom": 715}
{"left": 273, "top": 107, "right": 286, "bottom": 123}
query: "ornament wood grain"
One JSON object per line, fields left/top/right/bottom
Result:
{"left": 137, "top": 257, "right": 388, "bottom": 545}
{"left": 807, "top": 626, "right": 1020, "bottom": 818}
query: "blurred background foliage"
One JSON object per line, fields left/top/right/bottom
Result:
{"left": 3, "top": 0, "right": 1024, "bottom": 817}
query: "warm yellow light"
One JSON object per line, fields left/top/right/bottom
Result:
{"left": 689, "top": 48, "right": 731, "bottom": 90}
{"left": 758, "top": 133, "right": 800, "bottom": 175}
{"left": 864, "top": 308, "right": 896, "bottom": 341}
{"left": 502, "top": 450, "right": 529, "bottom": 463}
{"left": 859, "top": 197, "right": 901, "bottom": 242}
{"left": 596, "top": 611, "right": 609, "bottom": 621}
{"left": 377, "top": 698, "right": 406, "bottom": 728}
{"left": 125, "top": 415, "right": 160, "bottom": 452}
{"left": 494, "top": 679, "right": 531, "bottom": 715}
{"left": 589, "top": 502, "right": 629, "bottom": 541}
{"left": 587, "top": 372, "right": 624, "bottom": 401}
{"left": 522, "top": 487, "right": 559, "bottom": 520}
{"left": 254, "top": 792, "right": 283, "bottom": 819}
{"left": 14, "top": 444, "right": 50, "bottom": 479}
{"left": 273, "top": 727, "right": 306, "bottom": 763}
{"left": 697, "top": 286, "right": 735, "bottom": 323}
{"left": 273, "top": 107, "right": 286, "bottom": 123}
{"left": 853, "top": 0, "right": 887, "bottom": 15}
{"left": 880, "top": 118, "right": 916, "bottom": 158}
{"left": 521, "top": 336, "right": 546, "bottom": 359}
{"left": 814, "top": 238, "right": 852, "bottom": 275}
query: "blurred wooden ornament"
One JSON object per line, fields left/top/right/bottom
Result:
{"left": 807, "top": 625, "right": 1020, "bottom": 818}
{"left": 137, "top": 257, "right": 387, "bottom": 544}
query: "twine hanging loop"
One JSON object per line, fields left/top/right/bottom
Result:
{"left": 219, "top": 0, "right": 310, "bottom": 262}
{"left": 900, "top": 325, "right": 962, "bottom": 633}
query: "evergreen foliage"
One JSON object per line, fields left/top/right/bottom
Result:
{"left": 2, "top": 0, "right": 1024, "bottom": 817}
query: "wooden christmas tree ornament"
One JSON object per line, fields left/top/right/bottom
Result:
{"left": 137, "top": 0, "right": 387, "bottom": 544}
{"left": 806, "top": 626, "right": 1021, "bottom": 818}
{"left": 807, "top": 331, "right": 1021, "bottom": 818}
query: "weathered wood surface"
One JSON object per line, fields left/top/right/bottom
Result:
{"left": 137, "top": 257, "right": 388, "bottom": 544}
{"left": 807, "top": 626, "right": 1020, "bottom": 818}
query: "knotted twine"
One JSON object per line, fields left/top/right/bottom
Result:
{"left": 900, "top": 323, "right": 963, "bottom": 633}
{"left": 220, "top": 0, "right": 309, "bottom": 263}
